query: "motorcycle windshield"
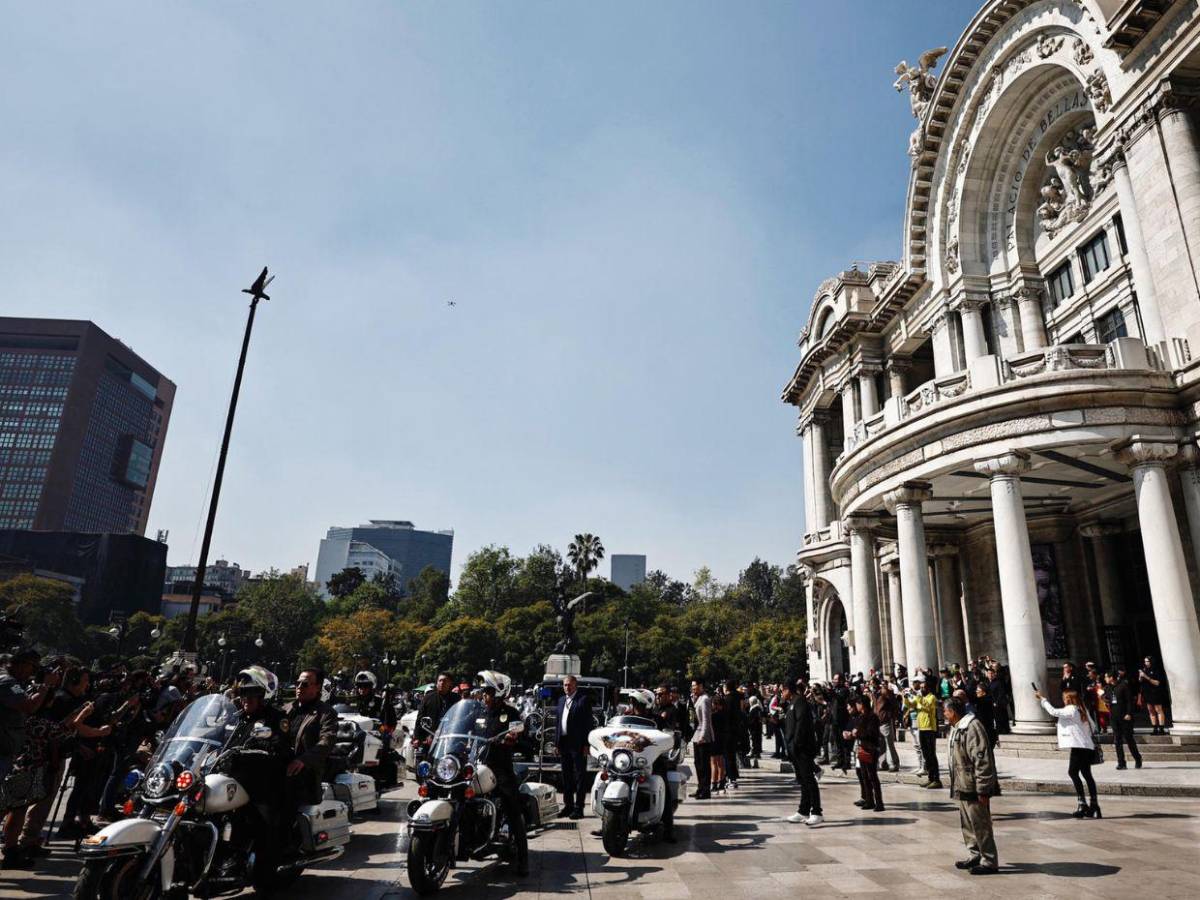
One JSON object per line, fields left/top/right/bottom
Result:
{"left": 428, "top": 699, "right": 489, "bottom": 760}
{"left": 149, "top": 694, "right": 239, "bottom": 773}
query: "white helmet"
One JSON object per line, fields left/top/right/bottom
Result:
{"left": 476, "top": 670, "right": 512, "bottom": 699}
{"left": 236, "top": 665, "right": 279, "bottom": 700}
{"left": 321, "top": 679, "right": 334, "bottom": 703}
{"left": 620, "top": 688, "right": 654, "bottom": 711}
{"left": 354, "top": 670, "right": 378, "bottom": 690}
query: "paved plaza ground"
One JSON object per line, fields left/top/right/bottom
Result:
{"left": 4, "top": 765, "right": 1199, "bottom": 899}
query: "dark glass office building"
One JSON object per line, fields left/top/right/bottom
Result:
{"left": 0, "top": 319, "right": 175, "bottom": 534}
{"left": 314, "top": 520, "right": 454, "bottom": 597}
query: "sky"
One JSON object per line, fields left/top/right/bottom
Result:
{"left": 0, "top": 1, "right": 976, "bottom": 587}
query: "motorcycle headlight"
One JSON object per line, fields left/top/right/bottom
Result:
{"left": 143, "top": 763, "right": 173, "bottom": 799}
{"left": 611, "top": 750, "right": 633, "bottom": 773}
{"left": 435, "top": 755, "right": 461, "bottom": 783}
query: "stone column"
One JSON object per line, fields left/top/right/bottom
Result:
{"left": 932, "top": 547, "right": 968, "bottom": 668}
{"left": 956, "top": 297, "right": 989, "bottom": 361}
{"left": 1015, "top": 288, "right": 1048, "bottom": 352}
{"left": 800, "top": 419, "right": 816, "bottom": 534}
{"left": 1080, "top": 522, "right": 1124, "bottom": 630}
{"left": 931, "top": 313, "right": 956, "bottom": 376}
{"left": 1110, "top": 150, "right": 1166, "bottom": 345}
{"left": 1157, "top": 91, "right": 1200, "bottom": 295}
{"left": 858, "top": 371, "right": 880, "bottom": 419}
{"left": 886, "top": 357, "right": 910, "bottom": 401}
{"left": 883, "top": 560, "right": 907, "bottom": 672}
{"left": 974, "top": 452, "right": 1053, "bottom": 733}
{"left": 1115, "top": 439, "right": 1200, "bottom": 734}
{"left": 809, "top": 412, "right": 833, "bottom": 529}
{"left": 884, "top": 482, "right": 938, "bottom": 675}
{"left": 845, "top": 517, "right": 882, "bottom": 674}
{"left": 1176, "top": 444, "right": 1200, "bottom": 567}
{"left": 840, "top": 382, "right": 857, "bottom": 440}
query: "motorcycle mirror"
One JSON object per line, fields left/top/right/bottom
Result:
{"left": 251, "top": 723, "right": 274, "bottom": 740}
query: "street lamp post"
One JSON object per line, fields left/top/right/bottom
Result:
{"left": 622, "top": 626, "right": 631, "bottom": 688}
{"left": 182, "top": 268, "right": 275, "bottom": 655}
{"left": 217, "top": 633, "right": 228, "bottom": 681}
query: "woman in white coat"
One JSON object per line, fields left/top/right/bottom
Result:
{"left": 1034, "top": 688, "right": 1100, "bottom": 818}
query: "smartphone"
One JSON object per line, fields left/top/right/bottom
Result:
{"left": 1030, "top": 682, "right": 1038, "bottom": 691}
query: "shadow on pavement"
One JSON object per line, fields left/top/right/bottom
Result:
{"left": 1002, "top": 861, "right": 1121, "bottom": 878}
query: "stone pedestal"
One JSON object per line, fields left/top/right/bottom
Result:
{"left": 975, "top": 452, "right": 1053, "bottom": 734}
{"left": 545, "top": 654, "right": 582, "bottom": 678}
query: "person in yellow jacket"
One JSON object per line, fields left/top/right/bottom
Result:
{"left": 903, "top": 677, "right": 943, "bottom": 788}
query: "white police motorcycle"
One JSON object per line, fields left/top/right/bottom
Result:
{"left": 72, "top": 694, "right": 349, "bottom": 899}
{"left": 588, "top": 689, "right": 689, "bottom": 857}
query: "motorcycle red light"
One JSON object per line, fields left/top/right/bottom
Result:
{"left": 175, "top": 771, "right": 195, "bottom": 791}
{"left": 317, "top": 831, "right": 328, "bottom": 844}
{"left": 637, "top": 775, "right": 647, "bottom": 784}
{"left": 174, "top": 801, "right": 187, "bottom": 816}
{"left": 464, "top": 788, "right": 476, "bottom": 799}
{"left": 462, "top": 765, "right": 474, "bottom": 780}
{"left": 418, "top": 784, "right": 429, "bottom": 798}
{"left": 599, "top": 771, "right": 608, "bottom": 781}
{"left": 122, "top": 799, "right": 134, "bottom": 815}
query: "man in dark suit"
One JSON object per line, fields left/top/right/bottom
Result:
{"left": 555, "top": 675, "right": 593, "bottom": 819}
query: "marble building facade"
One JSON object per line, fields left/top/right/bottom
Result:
{"left": 782, "top": 0, "right": 1200, "bottom": 736}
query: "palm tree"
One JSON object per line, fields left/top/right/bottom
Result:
{"left": 567, "top": 533, "right": 605, "bottom": 590}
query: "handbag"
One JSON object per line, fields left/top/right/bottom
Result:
{"left": 0, "top": 765, "right": 48, "bottom": 813}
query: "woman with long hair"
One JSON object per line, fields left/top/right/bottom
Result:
{"left": 848, "top": 695, "right": 884, "bottom": 812}
{"left": 1035, "top": 687, "right": 1100, "bottom": 818}
{"left": 710, "top": 692, "right": 728, "bottom": 792}
{"left": 1138, "top": 656, "right": 1169, "bottom": 735}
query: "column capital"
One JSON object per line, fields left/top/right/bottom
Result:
{"left": 929, "top": 544, "right": 959, "bottom": 559}
{"left": 1079, "top": 521, "right": 1122, "bottom": 540}
{"left": 885, "top": 355, "right": 913, "bottom": 374}
{"left": 842, "top": 515, "right": 880, "bottom": 535}
{"left": 950, "top": 292, "right": 989, "bottom": 314}
{"left": 974, "top": 450, "right": 1031, "bottom": 478}
{"left": 880, "top": 558, "right": 901, "bottom": 575}
{"left": 883, "top": 480, "right": 933, "bottom": 512}
{"left": 797, "top": 407, "right": 832, "bottom": 432}
{"left": 1012, "top": 285, "right": 1044, "bottom": 306}
{"left": 1114, "top": 438, "right": 1179, "bottom": 468}
{"left": 1177, "top": 442, "right": 1200, "bottom": 469}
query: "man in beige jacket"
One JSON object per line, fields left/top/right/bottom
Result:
{"left": 944, "top": 695, "right": 1000, "bottom": 875}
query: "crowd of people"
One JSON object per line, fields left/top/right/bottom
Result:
{"left": 0, "top": 647, "right": 352, "bottom": 873}
{"left": 0, "top": 641, "right": 1175, "bottom": 881}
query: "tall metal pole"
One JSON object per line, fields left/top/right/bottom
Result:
{"left": 182, "top": 295, "right": 261, "bottom": 652}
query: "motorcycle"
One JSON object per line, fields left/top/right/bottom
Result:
{"left": 328, "top": 705, "right": 403, "bottom": 814}
{"left": 588, "top": 712, "right": 689, "bottom": 857}
{"left": 404, "top": 699, "right": 558, "bottom": 895}
{"left": 73, "top": 694, "right": 350, "bottom": 899}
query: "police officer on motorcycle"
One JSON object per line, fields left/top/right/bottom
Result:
{"left": 350, "top": 670, "right": 397, "bottom": 728}
{"left": 229, "top": 666, "right": 293, "bottom": 884}
{"left": 477, "top": 670, "right": 529, "bottom": 877}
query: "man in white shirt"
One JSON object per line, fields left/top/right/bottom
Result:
{"left": 555, "top": 675, "right": 592, "bottom": 818}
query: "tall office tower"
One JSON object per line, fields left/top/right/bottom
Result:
{"left": 610, "top": 554, "right": 647, "bottom": 592}
{"left": 313, "top": 519, "right": 454, "bottom": 598}
{"left": 0, "top": 318, "right": 175, "bottom": 534}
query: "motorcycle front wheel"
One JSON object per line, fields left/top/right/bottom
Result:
{"left": 406, "top": 830, "right": 451, "bottom": 895}
{"left": 601, "top": 812, "right": 629, "bottom": 858}
{"left": 73, "top": 857, "right": 162, "bottom": 900}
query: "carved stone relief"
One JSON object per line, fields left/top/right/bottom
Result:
{"left": 1085, "top": 70, "right": 1112, "bottom": 113}
{"left": 1036, "top": 33, "right": 1063, "bottom": 59}
{"left": 1072, "top": 37, "right": 1093, "bottom": 67}
{"left": 1037, "top": 126, "right": 1096, "bottom": 238}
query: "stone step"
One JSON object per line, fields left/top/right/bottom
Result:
{"left": 994, "top": 748, "right": 1200, "bottom": 762}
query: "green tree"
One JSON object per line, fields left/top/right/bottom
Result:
{"left": 725, "top": 618, "right": 808, "bottom": 682}
{"left": 514, "top": 545, "right": 564, "bottom": 606}
{"left": 494, "top": 601, "right": 559, "bottom": 684}
{"left": 452, "top": 546, "right": 521, "bottom": 618}
{"left": 566, "top": 534, "right": 605, "bottom": 589}
{"left": 0, "top": 575, "right": 89, "bottom": 656}
{"left": 326, "top": 567, "right": 366, "bottom": 599}
{"left": 235, "top": 573, "right": 325, "bottom": 666}
{"left": 690, "top": 566, "right": 724, "bottom": 602}
{"left": 401, "top": 566, "right": 451, "bottom": 622}
{"left": 415, "top": 618, "right": 499, "bottom": 684}
{"left": 735, "top": 558, "right": 782, "bottom": 614}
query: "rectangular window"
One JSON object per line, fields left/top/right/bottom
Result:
{"left": 1096, "top": 307, "right": 1128, "bottom": 344}
{"left": 1079, "top": 231, "right": 1111, "bottom": 282}
{"left": 1046, "top": 262, "right": 1075, "bottom": 306}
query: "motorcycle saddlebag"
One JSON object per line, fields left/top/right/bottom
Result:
{"left": 325, "top": 772, "right": 378, "bottom": 815}
{"left": 518, "top": 781, "right": 560, "bottom": 826}
{"left": 296, "top": 798, "right": 351, "bottom": 853}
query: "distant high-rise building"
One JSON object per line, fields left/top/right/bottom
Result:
{"left": 611, "top": 554, "right": 647, "bottom": 592}
{"left": 313, "top": 520, "right": 453, "bottom": 598}
{"left": 0, "top": 318, "right": 175, "bottom": 534}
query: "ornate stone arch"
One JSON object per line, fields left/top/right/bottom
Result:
{"left": 897, "top": 0, "right": 1123, "bottom": 286}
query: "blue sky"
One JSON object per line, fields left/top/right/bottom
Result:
{"left": 0, "top": 2, "right": 973, "bottom": 586}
